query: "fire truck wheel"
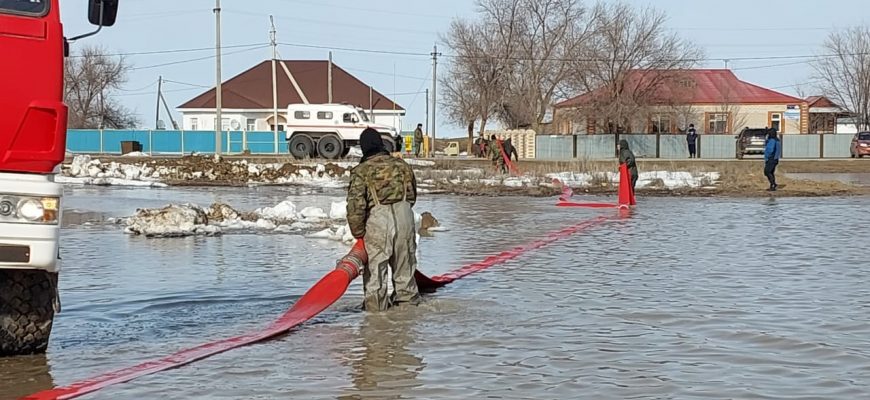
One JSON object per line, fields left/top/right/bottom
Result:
{"left": 288, "top": 134, "right": 315, "bottom": 159}
{"left": 0, "top": 269, "right": 58, "bottom": 356}
{"left": 316, "top": 135, "right": 343, "bottom": 160}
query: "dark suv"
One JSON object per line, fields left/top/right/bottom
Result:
{"left": 736, "top": 128, "right": 774, "bottom": 159}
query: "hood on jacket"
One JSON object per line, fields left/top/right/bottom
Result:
{"left": 360, "top": 128, "right": 388, "bottom": 162}
{"left": 619, "top": 139, "right": 630, "bottom": 149}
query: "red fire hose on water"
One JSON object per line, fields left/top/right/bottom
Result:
{"left": 23, "top": 214, "right": 613, "bottom": 400}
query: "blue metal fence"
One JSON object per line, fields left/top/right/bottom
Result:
{"left": 66, "top": 130, "right": 288, "bottom": 155}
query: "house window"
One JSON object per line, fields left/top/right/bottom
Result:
{"left": 246, "top": 118, "right": 256, "bottom": 131}
{"left": 650, "top": 114, "right": 673, "bottom": 134}
{"left": 294, "top": 111, "right": 310, "bottom": 119}
{"left": 706, "top": 113, "right": 730, "bottom": 134}
{"left": 190, "top": 118, "right": 198, "bottom": 131}
{"left": 270, "top": 124, "right": 285, "bottom": 132}
{"left": 214, "top": 118, "right": 230, "bottom": 131}
{"left": 769, "top": 112, "right": 783, "bottom": 133}
{"left": 317, "top": 111, "right": 333, "bottom": 120}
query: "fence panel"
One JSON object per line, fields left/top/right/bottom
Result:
{"left": 150, "top": 131, "right": 183, "bottom": 154}
{"left": 576, "top": 135, "right": 615, "bottom": 159}
{"left": 535, "top": 135, "right": 575, "bottom": 160}
{"left": 621, "top": 134, "right": 657, "bottom": 158}
{"left": 700, "top": 135, "right": 736, "bottom": 159}
{"left": 782, "top": 135, "right": 820, "bottom": 159}
{"left": 823, "top": 134, "right": 853, "bottom": 158}
{"left": 66, "top": 130, "right": 102, "bottom": 153}
{"left": 659, "top": 135, "right": 688, "bottom": 159}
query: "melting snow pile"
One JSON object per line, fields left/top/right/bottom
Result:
{"left": 57, "top": 155, "right": 168, "bottom": 188}
{"left": 123, "top": 198, "right": 441, "bottom": 242}
{"left": 60, "top": 155, "right": 353, "bottom": 188}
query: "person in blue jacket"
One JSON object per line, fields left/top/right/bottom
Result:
{"left": 763, "top": 129, "right": 781, "bottom": 191}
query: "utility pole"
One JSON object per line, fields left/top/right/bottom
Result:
{"left": 724, "top": 59, "right": 730, "bottom": 69}
{"left": 214, "top": 0, "right": 223, "bottom": 155}
{"left": 270, "top": 16, "right": 279, "bottom": 153}
{"left": 155, "top": 75, "right": 162, "bottom": 130}
{"left": 328, "top": 51, "right": 333, "bottom": 103}
{"left": 425, "top": 88, "right": 429, "bottom": 142}
{"left": 430, "top": 44, "right": 441, "bottom": 158}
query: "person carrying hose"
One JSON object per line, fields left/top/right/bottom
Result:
{"left": 489, "top": 134, "right": 507, "bottom": 174}
{"left": 618, "top": 139, "right": 639, "bottom": 192}
{"left": 347, "top": 128, "right": 421, "bottom": 311}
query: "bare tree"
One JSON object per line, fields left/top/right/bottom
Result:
{"left": 65, "top": 45, "right": 139, "bottom": 129}
{"left": 812, "top": 25, "right": 870, "bottom": 131}
{"left": 441, "top": 67, "right": 479, "bottom": 153}
{"left": 503, "top": 0, "right": 597, "bottom": 132}
{"left": 568, "top": 2, "right": 702, "bottom": 134}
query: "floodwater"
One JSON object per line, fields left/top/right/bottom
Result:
{"left": 2, "top": 186, "right": 870, "bottom": 399}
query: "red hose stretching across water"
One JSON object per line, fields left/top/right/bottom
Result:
{"left": 23, "top": 216, "right": 610, "bottom": 400}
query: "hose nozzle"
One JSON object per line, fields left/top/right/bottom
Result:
{"left": 335, "top": 239, "right": 367, "bottom": 280}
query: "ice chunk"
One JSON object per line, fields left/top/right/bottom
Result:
{"left": 329, "top": 201, "right": 348, "bottom": 220}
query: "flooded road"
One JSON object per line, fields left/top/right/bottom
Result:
{"left": 2, "top": 186, "right": 870, "bottom": 399}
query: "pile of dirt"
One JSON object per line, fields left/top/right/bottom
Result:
{"left": 141, "top": 156, "right": 349, "bottom": 186}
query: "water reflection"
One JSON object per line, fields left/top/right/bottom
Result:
{"left": 339, "top": 307, "right": 425, "bottom": 400}
{"left": 0, "top": 355, "right": 54, "bottom": 400}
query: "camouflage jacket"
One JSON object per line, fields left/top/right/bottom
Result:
{"left": 414, "top": 128, "right": 423, "bottom": 142}
{"left": 346, "top": 154, "right": 418, "bottom": 238}
{"left": 488, "top": 140, "right": 503, "bottom": 161}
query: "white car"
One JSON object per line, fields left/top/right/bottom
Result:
{"left": 285, "top": 104, "right": 397, "bottom": 159}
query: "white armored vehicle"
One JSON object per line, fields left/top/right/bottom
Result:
{"left": 285, "top": 104, "right": 397, "bottom": 159}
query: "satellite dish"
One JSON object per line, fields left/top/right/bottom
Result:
{"left": 230, "top": 119, "right": 241, "bottom": 131}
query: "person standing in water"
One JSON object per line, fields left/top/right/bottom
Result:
{"left": 346, "top": 128, "right": 421, "bottom": 311}
{"left": 618, "top": 139, "right": 639, "bottom": 191}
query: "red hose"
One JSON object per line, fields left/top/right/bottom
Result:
{"left": 23, "top": 216, "right": 610, "bottom": 400}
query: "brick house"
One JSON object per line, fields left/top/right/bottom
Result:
{"left": 553, "top": 69, "right": 808, "bottom": 135}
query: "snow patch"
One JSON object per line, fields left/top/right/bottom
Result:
{"left": 329, "top": 201, "right": 348, "bottom": 220}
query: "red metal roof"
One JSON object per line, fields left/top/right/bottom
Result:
{"left": 179, "top": 60, "right": 404, "bottom": 111}
{"left": 556, "top": 69, "right": 803, "bottom": 108}
{"left": 805, "top": 95, "right": 841, "bottom": 108}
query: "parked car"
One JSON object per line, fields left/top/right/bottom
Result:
{"left": 444, "top": 141, "right": 460, "bottom": 156}
{"left": 850, "top": 132, "right": 870, "bottom": 158}
{"left": 736, "top": 128, "right": 774, "bottom": 159}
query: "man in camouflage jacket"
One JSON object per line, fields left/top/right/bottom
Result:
{"left": 346, "top": 128, "right": 421, "bottom": 311}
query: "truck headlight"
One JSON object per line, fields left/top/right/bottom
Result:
{"left": 0, "top": 196, "right": 59, "bottom": 224}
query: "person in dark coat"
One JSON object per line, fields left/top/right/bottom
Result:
{"left": 503, "top": 138, "right": 519, "bottom": 162}
{"left": 618, "top": 139, "right": 638, "bottom": 191}
{"left": 763, "top": 129, "right": 781, "bottom": 191}
{"left": 687, "top": 124, "right": 698, "bottom": 158}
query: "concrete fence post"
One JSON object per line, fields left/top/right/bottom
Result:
{"left": 180, "top": 130, "right": 185, "bottom": 155}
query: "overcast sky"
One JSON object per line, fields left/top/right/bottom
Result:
{"left": 60, "top": 0, "right": 868, "bottom": 138}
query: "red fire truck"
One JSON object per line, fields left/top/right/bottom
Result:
{"left": 0, "top": 0, "right": 118, "bottom": 356}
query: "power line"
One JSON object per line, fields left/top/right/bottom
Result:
{"left": 130, "top": 45, "right": 269, "bottom": 71}
{"left": 343, "top": 67, "right": 430, "bottom": 81}
{"left": 162, "top": 79, "right": 211, "bottom": 88}
{"left": 68, "top": 43, "right": 267, "bottom": 58}
{"left": 276, "top": 0, "right": 452, "bottom": 20}
{"left": 733, "top": 60, "right": 815, "bottom": 71}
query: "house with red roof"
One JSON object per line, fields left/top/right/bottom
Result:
{"left": 805, "top": 95, "right": 853, "bottom": 134}
{"left": 177, "top": 60, "right": 405, "bottom": 133}
{"left": 553, "top": 69, "right": 809, "bottom": 135}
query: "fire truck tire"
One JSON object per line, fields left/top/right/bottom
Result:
{"left": 0, "top": 269, "right": 57, "bottom": 356}
{"left": 316, "top": 135, "right": 343, "bottom": 160}
{"left": 288, "top": 134, "right": 315, "bottom": 159}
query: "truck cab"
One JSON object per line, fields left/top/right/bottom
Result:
{"left": 0, "top": 0, "right": 118, "bottom": 356}
{"left": 285, "top": 103, "right": 397, "bottom": 159}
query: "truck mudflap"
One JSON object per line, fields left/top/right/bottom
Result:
{"left": 1, "top": 100, "right": 68, "bottom": 174}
